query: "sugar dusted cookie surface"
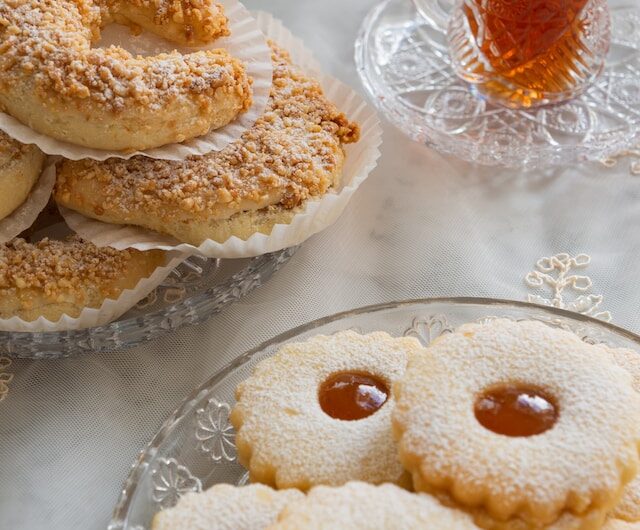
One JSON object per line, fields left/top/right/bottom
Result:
{"left": 393, "top": 319, "right": 640, "bottom": 529}
{"left": 231, "top": 330, "right": 423, "bottom": 490}
{"left": 267, "top": 481, "right": 481, "bottom": 529}
{"left": 151, "top": 483, "right": 303, "bottom": 530}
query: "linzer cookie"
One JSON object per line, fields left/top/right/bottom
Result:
{"left": 151, "top": 484, "right": 303, "bottom": 530}
{"left": 393, "top": 319, "right": 640, "bottom": 529}
{"left": 266, "top": 481, "right": 481, "bottom": 529}
{"left": 230, "top": 331, "right": 424, "bottom": 490}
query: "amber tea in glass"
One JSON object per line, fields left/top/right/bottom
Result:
{"left": 415, "top": 0, "right": 611, "bottom": 108}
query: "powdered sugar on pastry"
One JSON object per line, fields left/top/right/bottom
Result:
{"left": 267, "top": 482, "right": 481, "bottom": 529}
{"left": 0, "top": 0, "right": 250, "bottom": 151}
{"left": 231, "top": 331, "right": 422, "bottom": 490}
{"left": 0, "top": 131, "right": 45, "bottom": 221}
{"left": 393, "top": 319, "right": 640, "bottom": 527}
{"left": 55, "top": 44, "right": 360, "bottom": 244}
{"left": 151, "top": 484, "right": 303, "bottom": 530}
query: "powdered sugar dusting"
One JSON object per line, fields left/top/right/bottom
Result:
{"left": 394, "top": 319, "right": 640, "bottom": 526}
{"left": 268, "top": 482, "right": 480, "bottom": 529}
{"left": 56, "top": 44, "right": 360, "bottom": 222}
{"left": 231, "top": 331, "right": 422, "bottom": 490}
{"left": 151, "top": 484, "right": 303, "bottom": 530}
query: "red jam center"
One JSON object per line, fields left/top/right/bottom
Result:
{"left": 319, "top": 372, "right": 389, "bottom": 421}
{"left": 474, "top": 385, "right": 558, "bottom": 437}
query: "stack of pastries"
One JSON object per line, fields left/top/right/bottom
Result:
{"left": 152, "top": 320, "right": 640, "bottom": 529}
{"left": 0, "top": 0, "right": 360, "bottom": 324}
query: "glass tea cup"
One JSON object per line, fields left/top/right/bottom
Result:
{"left": 413, "top": 0, "right": 611, "bottom": 108}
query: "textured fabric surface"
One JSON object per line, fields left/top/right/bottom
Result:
{"left": 1, "top": 1, "right": 640, "bottom": 529}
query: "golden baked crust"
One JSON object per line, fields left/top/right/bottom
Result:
{"left": 0, "top": 132, "right": 45, "bottom": 221}
{"left": 55, "top": 44, "right": 360, "bottom": 243}
{"left": 105, "top": 0, "right": 230, "bottom": 45}
{"left": 0, "top": 236, "right": 165, "bottom": 321}
{"left": 0, "top": 0, "right": 251, "bottom": 151}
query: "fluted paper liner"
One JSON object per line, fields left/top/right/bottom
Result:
{"left": 0, "top": 250, "right": 186, "bottom": 332}
{"left": 59, "top": 12, "right": 383, "bottom": 259}
{"left": 0, "top": 161, "right": 55, "bottom": 244}
{"left": 0, "top": 0, "right": 272, "bottom": 162}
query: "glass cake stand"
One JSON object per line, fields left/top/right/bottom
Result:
{"left": 1, "top": 249, "right": 296, "bottom": 359}
{"left": 108, "top": 298, "right": 640, "bottom": 530}
{"left": 355, "top": 0, "right": 640, "bottom": 169}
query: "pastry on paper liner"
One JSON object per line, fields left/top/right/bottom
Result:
{"left": 0, "top": 0, "right": 272, "bottom": 161}
{"left": 56, "top": 14, "right": 381, "bottom": 259}
{"left": 0, "top": 160, "right": 55, "bottom": 245}
{"left": 0, "top": 237, "right": 185, "bottom": 332}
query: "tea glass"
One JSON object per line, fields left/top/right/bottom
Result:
{"left": 413, "top": 0, "right": 611, "bottom": 108}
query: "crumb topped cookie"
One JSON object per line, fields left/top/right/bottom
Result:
{"left": 0, "top": 236, "right": 165, "bottom": 321}
{"left": 0, "top": 132, "right": 45, "bottom": 221}
{"left": 56, "top": 44, "right": 360, "bottom": 243}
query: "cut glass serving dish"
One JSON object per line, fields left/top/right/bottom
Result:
{"left": 108, "top": 298, "right": 640, "bottom": 530}
{"left": 355, "top": 0, "right": 640, "bottom": 169}
{"left": 1, "top": 249, "right": 295, "bottom": 359}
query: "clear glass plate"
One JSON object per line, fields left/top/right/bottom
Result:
{"left": 355, "top": 0, "right": 640, "bottom": 169}
{"left": 1, "top": 249, "right": 296, "bottom": 359}
{"left": 108, "top": 298, "right": 640, "bottom": 530}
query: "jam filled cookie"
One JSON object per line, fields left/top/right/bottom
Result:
{"left": 56, "top": 44, "right": 360, "bottom": 244}
{"left": 393, "top": 319, "right": 640, "bottom": 529}
{"left": 266, "top": 481, "right": 481, "bottom": 530}
{"left": 0, "top": 132, "right": 45, "bottom": 221}
{"left": 151, "top": 484, "right": 303, "bottom": 530}
{"left": 0, "top": 236, "right": 165, "bottom": 321}
{"left": 230, "top": 331, "right": 423, "bottom": 490}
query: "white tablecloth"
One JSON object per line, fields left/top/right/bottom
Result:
{"left": 2, "top": 1, "right": 639, "bottom": 528}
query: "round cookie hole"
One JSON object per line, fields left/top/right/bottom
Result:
{"left": 474, "top": 384, "right": 559, "bottom": 437}
{"left": 319, "top": 372, "right": 390, "bottom": 421}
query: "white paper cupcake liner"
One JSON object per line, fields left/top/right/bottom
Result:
{"left": 0, "top": 0, "right": 272, "bottom": 162}
{"left": 59, "top": 12, "right": 383, "bottom": 259}
{"left": 0, "top": 160, "right": 56, "bottom": 244}
{"left": 0, "top": 251, "right": 186, "bottom": 332}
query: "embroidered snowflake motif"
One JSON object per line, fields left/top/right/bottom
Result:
{"left": 525, "top": 253, "right": 611, "bottom": 322}
{"left": 196, "top": 398, "right": 236, "bottom": 463}
{"left": 601, "top": 145, "right": 640, "bottom": 175}
{"left": 151, "top": 458, "right": 202, "bottom": 509}
{"left": 0, "top": 357, "right": 14, "bottom": 402}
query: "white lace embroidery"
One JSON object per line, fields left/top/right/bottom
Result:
{"left": 0, "top": 356, "right": 14, "bottom": 402}
{"left": 601, "top": 146, "right": 640, "bottom": 175}
{"left": 525, "top": 253, "right": 612, "bottom": 322}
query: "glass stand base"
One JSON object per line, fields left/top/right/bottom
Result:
{"left": 355, "top": 0, "right": 640, "bottom": 169}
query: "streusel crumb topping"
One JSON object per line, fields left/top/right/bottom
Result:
{"left": 0, "top": 237, "right": 132, "bottom": 299}
{"left": 58, "top": 44, "right": 361, "bottom": 217}
{"left": 0, "top": 131, "right": 30, "bottom": 168}
{"left": 0, "top": 0, "right": 245, "bottom": 112}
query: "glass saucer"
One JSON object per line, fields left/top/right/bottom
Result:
{"left": 1, "top": 249, "right": 295, "bottom": 359}
{"left": 108, "top": 298, "right": 640, "bottom": 530}
{"left": 355, "top": 0, "right": 640, "bottom": 169}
